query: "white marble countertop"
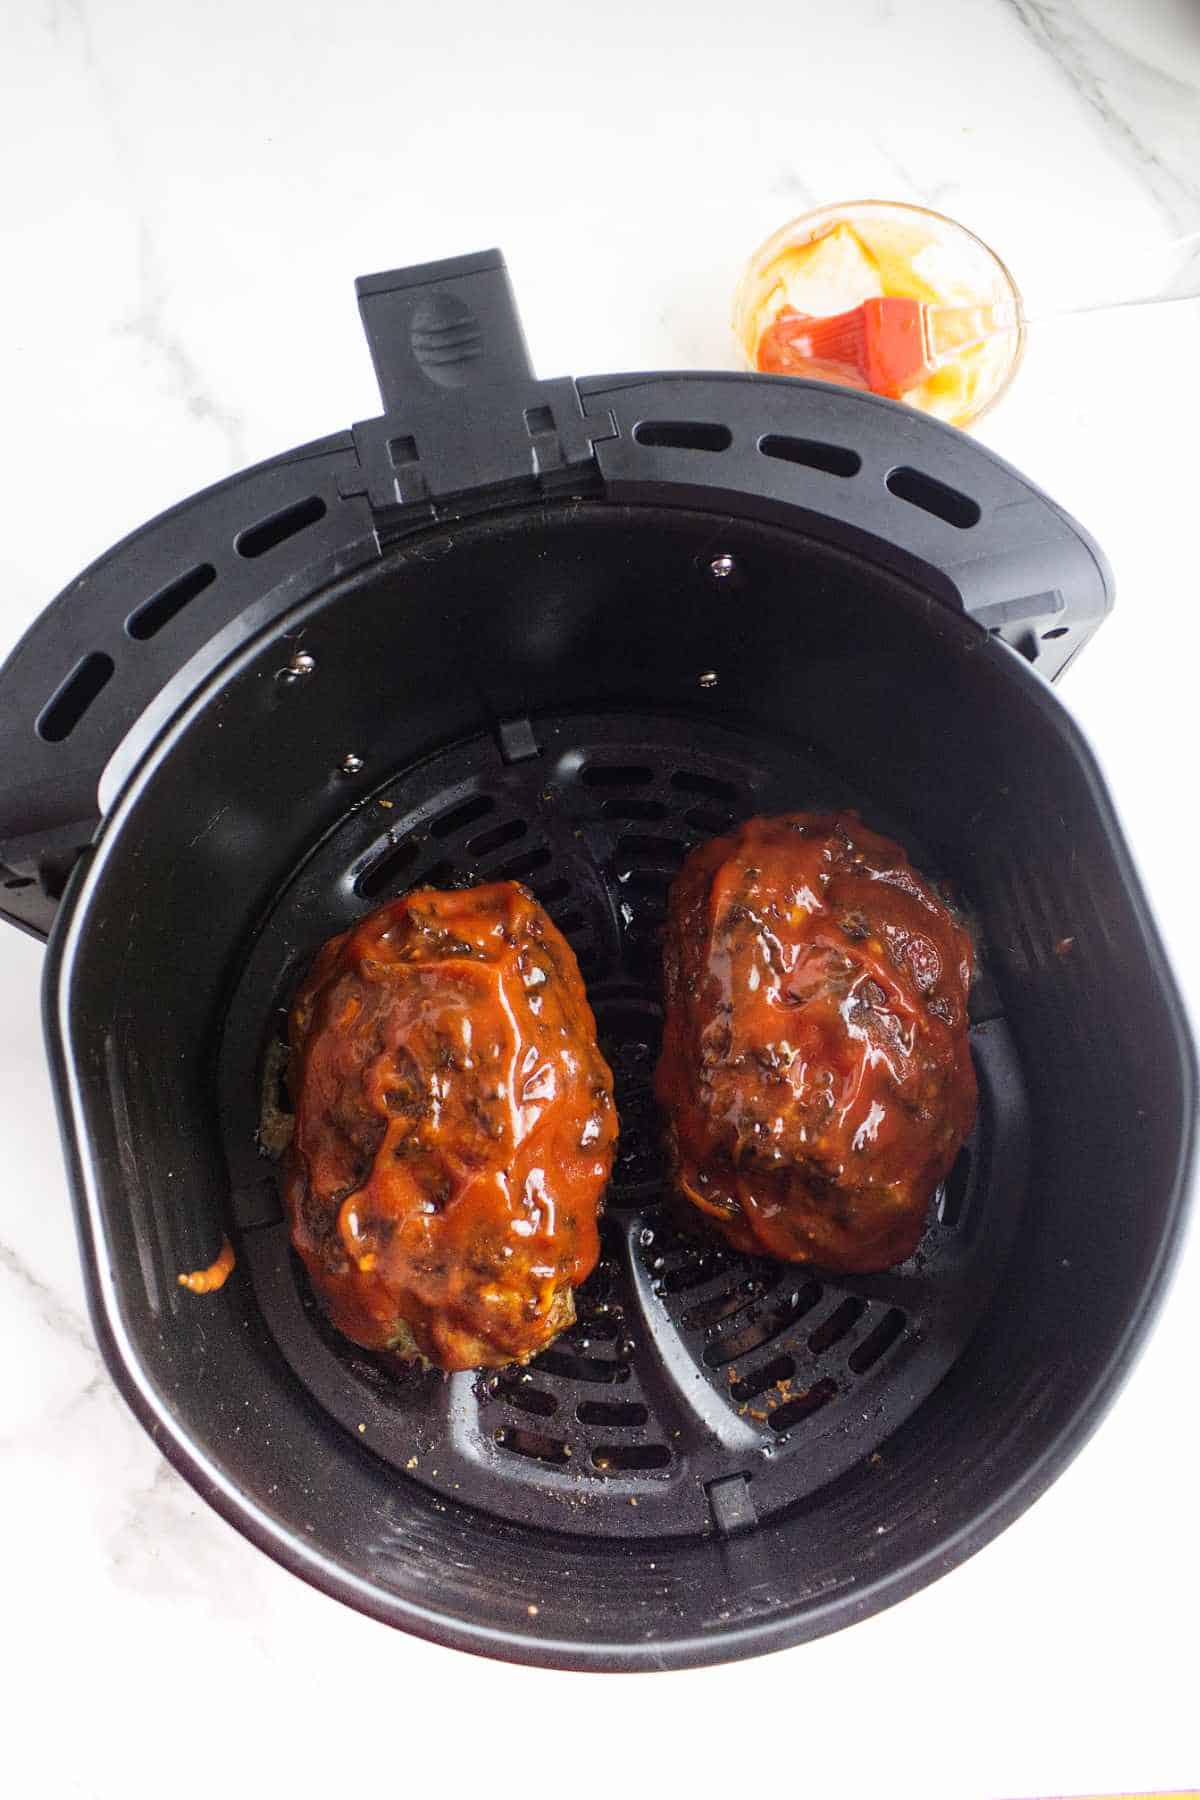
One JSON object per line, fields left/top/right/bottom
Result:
{"left": 2, "top": 2, "right": 1198, "bottom": 1796}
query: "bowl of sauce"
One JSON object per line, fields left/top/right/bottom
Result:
{"left": 734, "top": 199, "right": 1024, "bottom": 428}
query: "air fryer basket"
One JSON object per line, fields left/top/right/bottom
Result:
{"left": 1, "top": 253, "right": 1192, "bottom": 1669}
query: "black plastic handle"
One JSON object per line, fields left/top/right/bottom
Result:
{"left": 356, "top": 249, "right": 534, "bottom": 408}
{"left": 344, "top": 252, "right": 611, "bottom": 522}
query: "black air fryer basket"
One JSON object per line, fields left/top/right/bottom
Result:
{"left": 1, "top": 251, "right": 1193, "bottom": 1670}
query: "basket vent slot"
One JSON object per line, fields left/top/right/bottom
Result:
{"left": 591, "top": 1443, "right": 671, "bottom": 1472}
{"left": 670, "top": 769, "right": 741, "bottom": 803}
{"left": 235, "top": 494, "right": 327, "bottom": 558}
{"left": 492, "top": 1380, "right": 558, "bottom": 1418}
{"left": 581, "top": 764, "right": 654, "bottom": 787}
{"left": 468, "top": 817, "right": 527, "bottom": 856}
{"left": 126, "top": 563, "right": 216, "bottom": 641}
{"left": 885, "top": 466, "right": 980, "bottom": 529}
{"left": 37, "top": 653, "right": 115, "bottom": 743}
{"left": 357, "top": 837, "right": 421, "bottom": 900}
{"left": 431, "top": 794, "right": 495, "bottom": 837}
{"left": 683, "top": 1279, "right": 769, "bottom": 1332}
{"left": 759, "top": 434, "right": 861, "bottom": 477}
{"left": 848, "top": 1308, "right": 907, "bottom": 1374}
{"left": 493, "top": 1427, "right": 571, "bottom": 1465}
{"left": 494, "top": 844, "right": 552, "bottom": 883}
{"left": 633, "top": 420, "right": 732, "bottom": 452}
{"left": 729, "top": 1354, "right": 795, "bottom": 1402}
{"left": 704, "top": 1283, "right": 823, "bottom": 1366}
{"left": 658, "top": 1248, "right": 735, "bottom": 1295}
{"left": 577, "top": 1400, "right": 649, "bottom": 1428}
{"left": 536, "top": 1348, "right": 630, "bottom": 1385}
{"left": 808, "top": 1296, "right": 867, "bottom": 1354}
{"left": 768, "top": 1378, "right": 838, "bottom": 1433}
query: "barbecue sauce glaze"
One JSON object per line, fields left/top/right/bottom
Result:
{"left": 656, "top": 814, "right": 976, "bottom": 1270}
{"left": 284, "top": 882, "right": 616, "bottom": 1370}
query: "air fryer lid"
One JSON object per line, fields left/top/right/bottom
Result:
{"left": 0, "top": 252, "right": 1191, "bottom": 1670}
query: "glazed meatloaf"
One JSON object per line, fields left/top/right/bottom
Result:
{"left": 656, "top": 813, "right": 976, "bottom": 1272}
{"left": 283, "top": 881, "right": 617, "bottom": 1371}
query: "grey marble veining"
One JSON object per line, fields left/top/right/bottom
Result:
{"left": 44, "top": 0, "right": 247, "bottom": 471}
{"left": 0, "top": 1235, "right": 95, "bottom": 1360}
{"left": 120, "top": 219, "right": 248, "bottom": 467}
{"left": 1004, "top": 0, "right": 1200, "bottom": 232}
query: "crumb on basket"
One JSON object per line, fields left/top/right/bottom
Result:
{"left": 177, "top": 1236, "right": 236, "bottom": 1294}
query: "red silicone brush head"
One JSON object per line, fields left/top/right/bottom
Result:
{"left": 860, "top": 296, "right": 931, "bottom": 395}
{"left": 790, "top": 297, "right": 930, "bottom": 397}
{"left": 737, "top": 201, "right": 1025, "bottom": 426}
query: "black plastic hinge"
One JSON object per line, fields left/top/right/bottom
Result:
{"left": 1, "top": 824, "right": 94, "bottom": 940}
{"left": 338, "top": 251, "right": 614, "bottom": 537}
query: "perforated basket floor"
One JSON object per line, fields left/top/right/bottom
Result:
{"left": 220, "top": 713, "right": 1028, "bottom": 1540}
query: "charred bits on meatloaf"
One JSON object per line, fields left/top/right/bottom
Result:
{"left": 283, "top": 881, "right": 617, "bottom": 1371}
{"left": 655, "top": 813, "right": 976, "bottom": 1272}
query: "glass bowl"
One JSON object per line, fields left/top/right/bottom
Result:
{"left": 733, "top": 199, "right": 1025, "bottom": 429}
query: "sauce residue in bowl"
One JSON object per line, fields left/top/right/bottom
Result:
{"left": 734, "top": 201, "right": 1023, "bottom": 427}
